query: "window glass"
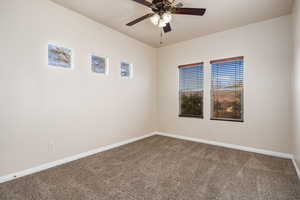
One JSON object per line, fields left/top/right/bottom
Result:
{"left": 179, "top": 63, "right": 204, "bottom": 118}
{"left": 211, "top": 57, "right": 244, "bottom": 121}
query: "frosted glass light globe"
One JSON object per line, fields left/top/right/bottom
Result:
{"left": 150, "top": 14, "right": 160, "bottom": 26}
{"left": 158, "top": 20, "right": 166, "bottom": 28}
{"left": 162, "top": 13, "right": 172, "bottom": 23}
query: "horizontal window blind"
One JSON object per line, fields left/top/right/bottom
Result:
{"left": 179, "top": 63, "right": 204, "bottom": 118}
{"left": 211, "top": 57, "right": 244, "bottom": 121}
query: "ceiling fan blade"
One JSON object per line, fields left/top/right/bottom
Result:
{"left": 126, "top": 13, "right": 155, "bottom": 26}
{"left": 172, "top": 8, "right": 206, "bottom": 16}
{"left": 132, "top": 0, "right": 153, "bottom": 8}
{"left": 163, "top": 23, "right": 172, "bottom": 33}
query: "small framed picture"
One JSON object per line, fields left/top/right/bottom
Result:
{"left": 48, "top": 43, "right": 72, "bottom": 68}
{"left": 120, "top": 61, "right": 133, "bottom": 78}
{"left": 91, "top": 54, "right": 108, "bottom": 75}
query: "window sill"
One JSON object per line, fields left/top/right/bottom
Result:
{"left": 179, "top": 115, "right": 203, "bottom": 119}
{"left": 210, "top": 118, "right": 244, "bottom": 123}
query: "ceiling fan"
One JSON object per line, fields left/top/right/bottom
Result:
{"left": 126, "top": 0, "right": 206, "bottom": 33}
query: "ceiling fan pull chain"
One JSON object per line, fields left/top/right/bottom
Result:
{"left": 160, "top": 29, "right": 164, "bottom": 44}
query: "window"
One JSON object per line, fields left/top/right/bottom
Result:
{"left": 211, "top": 57, "right": 244, "bottom": 122}
{"left": 121, "top": 62, "right": 132, "bottom": 78}
{"left": 179, "top": 63, "right": 204, "bottom": 118}
{"left": 91, "top": 55, "right": 108, "bottom": 74}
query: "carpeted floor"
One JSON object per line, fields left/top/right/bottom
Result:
{"left": 1, "top": 135, "right": 300, "bottom": 200}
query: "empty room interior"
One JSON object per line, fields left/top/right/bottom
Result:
{"left": 2, "top": 0, "right": 300, "bottom": 199}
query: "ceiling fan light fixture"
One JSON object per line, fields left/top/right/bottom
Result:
{"left": 158, "top": 20, "right": 167, "bottom": 28}
{"left": 150, "top": 14, "right": 160, "bottom": 26}
{"left": 150, "top": 13, "right": 171, "bottom": 28}
{"left": 128, "top": 0, "right": 206, "bottom": 35}
{"left": 162, "top": 12, "right": 172, "bottom": 23}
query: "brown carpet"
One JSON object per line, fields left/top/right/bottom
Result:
{"left": 1, "top": 135, "right": 300, "bottom": 200}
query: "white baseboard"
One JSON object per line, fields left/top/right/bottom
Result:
{"left": 292, "top": 156, "right": 300, "bottom": 180}
{"left": 0, "top": 132, "right": 156, "bottom": 184}
{"left": 155, "top": 132, "right": 293, "bottom": 159}
{"left": 1, "top": 131, "right": 299, "bottom": 184}
{"left": 156, "top": 131, "right": 299, "bottom": 180}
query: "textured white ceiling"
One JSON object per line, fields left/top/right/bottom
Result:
{"left": 51, "top": 0, "right": 293, "bottom": 47}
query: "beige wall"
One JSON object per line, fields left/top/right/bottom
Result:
{"left": 157, "top": 15, "right": 293, "bottom": 153}
{"left": 0, "top": 0, "right": 295, "bottom": 178}
{"left": 0, "top": 0, "right": 157, "bottom": 176}
{"left": 293, "top": 0, "right": 300, "bottom": 168}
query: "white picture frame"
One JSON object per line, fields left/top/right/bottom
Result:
{"left": 48, "top": 43, "right": 72, "bottom": 69}
{"left": 120, "top": 61, "right": 133, "bottom": 79}
{"left": 90, "top": 54, "right": 109, "bottom": 75}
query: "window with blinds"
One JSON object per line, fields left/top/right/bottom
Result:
{"left": 179, "top": 63, "right": 204, "bottom": 118}
{"left": 211, "top": 57, "right": 244, "bottom": 122}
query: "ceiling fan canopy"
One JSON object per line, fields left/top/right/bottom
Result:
{"left": 127, "top": 0, "right": 206, "bottom": 33}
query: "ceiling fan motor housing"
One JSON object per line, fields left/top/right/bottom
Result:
{"left": 151, "top": 0, "right": 172, "bottom": 14}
